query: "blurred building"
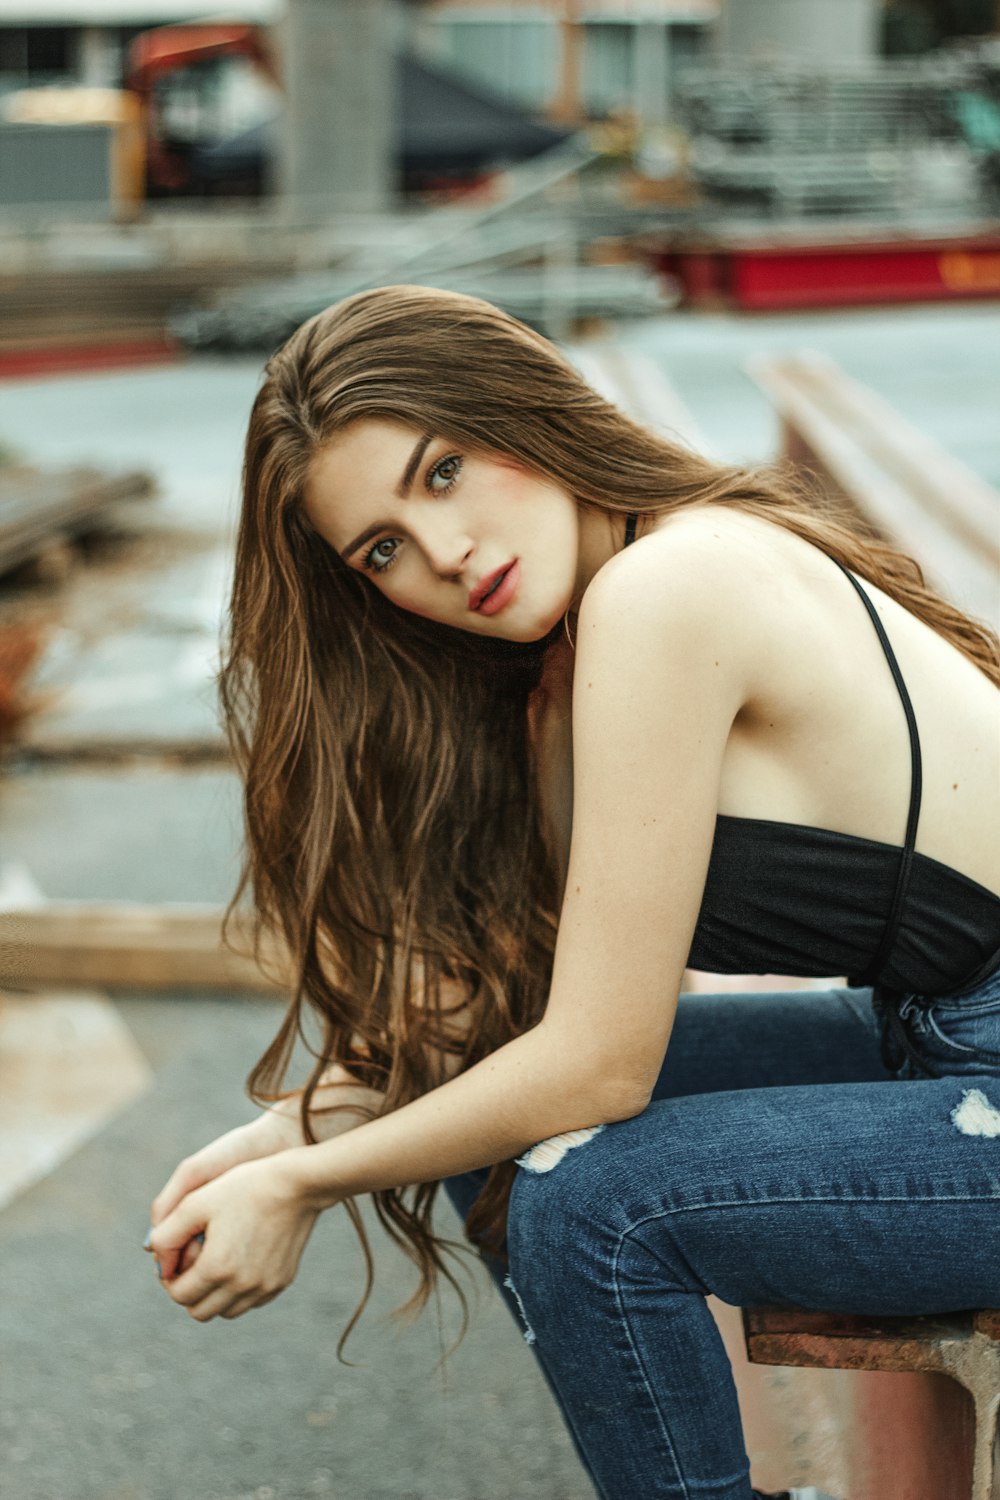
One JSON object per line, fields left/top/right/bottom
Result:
{"left": 0, "top": 2, "right": 277, "bottom": 90}
{"left": 2, "top": 1, "right": 996, "bottom": 218}
{"left": 0, "top": 0, "right": 719, "bottom": 122}
{"left": 414, "top": 1, "right": 718, "bottom": 124}
{"left": 1, "top": 1, "right": 996, "bottom": 103}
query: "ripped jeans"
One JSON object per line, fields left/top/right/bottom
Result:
{"left": 443, "top": 968, "right": 1000, "bottom": 1500}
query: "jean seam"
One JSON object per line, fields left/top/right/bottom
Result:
{"left": 616, "top": 1191, "right": 1000, "bottom": 1237}
{"left": 925, "top": 1008, "right": 978, "bottom": 1054}
{"left": 921, "top": 1007, "right": 1000, "bottom": 1061}
{"left": 934, "top": 998, "right": 1000, "bottom": 1016}
{"left": 609, "top": 1233, "right": 690, "bottom": 1496}
{"left": 609, "top": 1233, "right": 749, "bottom": 1500}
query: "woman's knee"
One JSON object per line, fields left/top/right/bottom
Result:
{"left": 506, "top": 1122, "right": 630, "bottom": 1296}
{"left": 505, "top": 1105, "right": 719, "bottom": 1312}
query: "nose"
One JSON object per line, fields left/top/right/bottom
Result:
{"left": 417, "top": 518, "right": 475, "bottom": 580}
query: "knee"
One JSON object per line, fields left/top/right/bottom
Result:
{"left": 505, "top": 1105, "right": 712, "bottom": 1322}
{"left": 506, "top": 1122, "right": 628, "bottom": 1298}
{"left": 503, "top": 1141, "right": 609, "bottom": 1346}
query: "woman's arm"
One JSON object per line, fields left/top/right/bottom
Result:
{"left": 265, "top": 1059, "right": 385, "bottom": 1140}
{"left": 150, "top": 541, "right": 751, "bottom": 1301}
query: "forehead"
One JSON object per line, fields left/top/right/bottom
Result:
{"left": 303, "top": 418, "right": 422, "bottom": 522}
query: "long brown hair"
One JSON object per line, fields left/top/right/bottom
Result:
{"left": 222, "top": 284, "right": 999, "bottom": 1357}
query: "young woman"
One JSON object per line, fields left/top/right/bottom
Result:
{"left": 147, "top": 285, "right": 1000, "bottom": 1500}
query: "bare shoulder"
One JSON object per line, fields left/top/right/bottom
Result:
{"left": 577, "top": 504, "right": 806, "bottom": 683}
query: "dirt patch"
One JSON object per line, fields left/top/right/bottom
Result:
{"left": 0, "top": 621, "right": 43, "bottom": 746}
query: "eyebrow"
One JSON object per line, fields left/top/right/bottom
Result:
{"left": 338, "top": 432, "right": 433, "bottom": 562}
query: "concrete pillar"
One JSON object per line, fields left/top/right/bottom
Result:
{"left": 550, "top": 1, "right": 584, "bottom": 126}
{"left": 77, "top": 26, "right": 119, "bottom": 87}
{"left": 278, "top": 0, "right": 398, "bottom": 220}
{"left": 715, "top": 0, "right": 880, "bottom": 63}
{"left": 633, "top": 21, "right": 672, "bottom": 127}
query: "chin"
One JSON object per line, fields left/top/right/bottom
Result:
{"left": 503, "top": 623, "right": 555, "bottom": 644}
{"left": 497, "top": 605, "right": 567, "bottom": 645}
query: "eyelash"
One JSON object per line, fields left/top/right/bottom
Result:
{"left": 360, "top": 454, "right": 462, "bottom": 575}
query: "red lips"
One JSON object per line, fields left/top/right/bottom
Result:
{"left": 469, "top": 562, "right": 514, "bottom": 611}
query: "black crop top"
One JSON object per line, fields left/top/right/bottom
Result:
{"left": 620, "top": 515, "right": 1000, "bottom": 1010}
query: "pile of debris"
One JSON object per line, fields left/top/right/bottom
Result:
{"left": 0, "top": 463, "right": 154, "bottom": 746}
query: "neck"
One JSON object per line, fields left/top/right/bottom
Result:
{"left": 570, "top": 507, "right": 639, "bottom": 613}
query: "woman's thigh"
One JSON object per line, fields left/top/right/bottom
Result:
{"left": 508, "top": 1066, "right": 1000, "bottom": 1317}
{"left": 651, "top": 983, "right": 887, "bottom": 1099}
{"left": 509, "top": 970, "right": 1000, "bottom": 1314}
{"left": 443, "top": 985, "right": 888, "bottom": 1239}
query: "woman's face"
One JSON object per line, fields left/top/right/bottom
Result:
{"left": 303, "top": 419, "right": 584, "bottom": 642}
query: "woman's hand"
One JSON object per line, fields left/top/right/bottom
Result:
{"left": 148, "top": 1108, "right": 305, "bottom": 1281}
{"left": 148, "top": 1155, "right": 325, "bottom": 1322}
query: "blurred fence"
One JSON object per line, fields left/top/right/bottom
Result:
{"left": 676, "top": 47, "right": 1000, "bottom": 216}
{"left": 170, "top": 133, "right": 679, "bottom": 350}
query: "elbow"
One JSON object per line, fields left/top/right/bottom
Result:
{"left": 515, "top": 1074, "right": 650, "bottom": 1176}
{"left": 539, "top": 1032, "right": 656, "bottom": 1128}
{"left": 534, "top": 1022, "right": 654, "bottom": 1126}
{"left": 572, "top": 1063, "right": 651, "bottom": 1124}
{"left": 598, "top": 1075, "right": 653, "bottom": 1123}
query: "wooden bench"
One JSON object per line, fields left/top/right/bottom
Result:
{"left": 745, "top": 352, "right": 1000, "bottom": 1498}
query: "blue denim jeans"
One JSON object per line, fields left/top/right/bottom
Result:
{"left": 443, "top": 969, "right": 1000, "bottom": 1500}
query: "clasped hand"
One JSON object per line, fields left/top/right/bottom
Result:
{"left": 148, "top": 1154, "right": 320, "bottom": 1323}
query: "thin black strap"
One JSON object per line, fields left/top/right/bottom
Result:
{"left": 831, "top": 560, "right": 923, "bottom": 985}
{"left": 624, "top": 512, "right": 638, "bottom": 547}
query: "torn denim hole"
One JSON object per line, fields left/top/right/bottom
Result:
{"left": 503, "top": 1274, "right": 536, "bottom": 1345}
{"left": 515, "top": 1124, "right": 606, "bottom": 1174}
{"left": 951, "top": 1088, "right": 1000, "bottom": 1138}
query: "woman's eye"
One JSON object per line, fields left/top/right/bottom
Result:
{"left": 427, "top": 454, "right": 462, "bottom": 493}
{"left": 359, "top": 454, "right": 461, "bottom": 576}
{"left": 361, "top": 537, "right": 399, "bottom": 574}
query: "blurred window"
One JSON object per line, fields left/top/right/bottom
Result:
{"left": 582, "top": 22, "right": 631, "bottom": 118}
{"left": 0, "top": 25, "right": 72, "bottom": 85}
{"left": 430, "top": 10, "right": 558, "bottom": 111}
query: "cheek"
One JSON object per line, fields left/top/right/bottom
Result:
{"left": 488, "top": 473, "right": 574, "bottom": 547}
{"left": 381, "top": 579, "right": 439, "bottom": 621}
{"left": 396, "top": 599, "right": 436, "bottom": 621}
{"left": 501, "top": 468, "right": 548, "bottom": 507}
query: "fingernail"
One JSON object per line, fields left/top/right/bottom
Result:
{"left": 194, "top": 1232, "right": 205, "bottom": 1244}
{"left": 142, "top": 1228, "right": 153, "bottom": 1249}
{"left": 157, "top": 1262, "right": 163, "bottom": 1280}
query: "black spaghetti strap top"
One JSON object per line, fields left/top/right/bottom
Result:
{"left": 619, "top": 514, "right": 1000, "bottom": 1069}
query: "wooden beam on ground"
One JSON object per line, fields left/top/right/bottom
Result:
{"left": 0, "top": 465, "right": 155, "bottom": 578}
{"left": 0, "top": 903, "right": 288, "bottom": 993}
{"left": 570, "top": 342, "right": 715, "bottom": 458}
{"left": 747, "top": 351, "right": 1000, "bottom": 629}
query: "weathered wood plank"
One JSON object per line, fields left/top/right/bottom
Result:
{"left": 0, "top": 903, "right": 288, "bottom": 993}
{"left": 0, "top": 466, "right": 155, "bottom": 577}
{"left": 747, "top": 351, "right": 1000, "bottom": 630}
